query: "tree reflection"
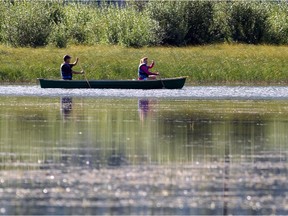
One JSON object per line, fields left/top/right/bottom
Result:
{"left": 223, "top": 144, "right": 230, "bottom": 215}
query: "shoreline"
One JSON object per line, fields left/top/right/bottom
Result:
{"left": 1, "top": 82, "right": 288, "bottom": 87}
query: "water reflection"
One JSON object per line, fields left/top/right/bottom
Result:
{"left": 107, "top": 151, "right": 128, "bottom": 167}
{"left": 138, "top": 98, "right": 157, "bottom": 121}
{"left": 0, "top": 97, "right": 288, "bottom": 215}
{"left": 223, "top": 144, "right": 230, "bottom": 216}
{"left": 0, "top": 98, "right": 287, "bottom": 166}
{"left": 138, "top": 99, "right": 150, "bottom": 121}
{"left": 61, "top": 97, "right": 73, "bottom": 119}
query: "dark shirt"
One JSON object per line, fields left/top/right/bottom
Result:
{"left": 61, "top": 63, "right": 74, "bottom": 80}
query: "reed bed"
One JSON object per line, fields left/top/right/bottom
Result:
{"left": 1, "top": 44, "right": 288, "bottom": 84}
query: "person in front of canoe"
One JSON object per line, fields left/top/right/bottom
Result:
{"left": 61, "top": 55, "right": 84, "bottom": 80}
{"left": 138, "top": 57, "right": 159, "bottom": 80}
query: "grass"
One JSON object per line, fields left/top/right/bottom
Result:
{"left": 1, "top": 44, "right": 288, "bottom": 84}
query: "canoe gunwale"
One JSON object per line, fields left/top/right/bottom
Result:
{"left": 37, "top": 77, "right": 187, "bottom": 89}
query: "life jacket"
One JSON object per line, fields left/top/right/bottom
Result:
{"left": 138, "top": 63, "right": 148, "bottom": 79}
{"left": 61, "top": 63, "right": 72, "bottom": 80}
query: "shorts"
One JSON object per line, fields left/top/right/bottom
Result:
{"left": 138, "top": 76, "right": 148, "bottom": 80}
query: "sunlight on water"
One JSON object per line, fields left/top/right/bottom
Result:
{"left": 1, "top": 85, "right": 288, "bottom": 99}
{"left": 0, "top": 94, "right": 288, "bottom": 215}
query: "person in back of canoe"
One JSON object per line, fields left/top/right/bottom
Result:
{"left": 61, "top": 55, "right": 84, "bottom": 80}
{"left": 138, "top": 57, "right": 159, "bottom": 80}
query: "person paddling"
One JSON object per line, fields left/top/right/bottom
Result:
{"left": 138, "top": 57, "right": 159, "bottom": 80}
{"left": 61, "top": 55, "right": 84, "bottom": 80}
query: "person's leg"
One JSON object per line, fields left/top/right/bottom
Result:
{"left": 147, "top": 75, "right": 157, "bottom": 80}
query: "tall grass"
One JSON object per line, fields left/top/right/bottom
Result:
{"left": 1, "top": 1, "right": 288, "bottom": 47}
{"left": 1, "top": 44, "right": 288, "bottom": 84}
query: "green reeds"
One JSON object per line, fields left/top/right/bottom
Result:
{"left": 1, "top": 44, "right": 288, "bottom": 84}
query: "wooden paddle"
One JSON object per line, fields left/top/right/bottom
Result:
{"left": 153, "top": 60, "right": 165, "bottom": 89}
{"left": 79, "top": 61, "right": 91, "bottom": 88}
{"left": 158, "top": 73, "right": 166, "bottom": 89}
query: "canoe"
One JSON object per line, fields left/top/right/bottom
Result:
{"left": 38, "top": 77, "right": 187, "bottom": 89}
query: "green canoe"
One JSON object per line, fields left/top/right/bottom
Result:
{"left": 38, "top": 77, "right": 187, "bottom": 89}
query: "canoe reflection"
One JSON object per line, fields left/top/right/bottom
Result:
{"left": 61, "top": 97, "right": 73, "bottom": 118}
{"left": 107, "top": 151, "right": 128, "bottom": 167}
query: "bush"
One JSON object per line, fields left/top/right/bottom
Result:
{"left": 2, "top": 1, "right": 288, "bottom": 47}
{"left": 228, "top": 2, "right": 269, "bottom": 44}
{"left": 101, "top": 6, "right": 160, "bottom": 47}
{"left": 147, "top": 1, "right": 188, "bottom": 45}
{"left": 265, "top": 3, "right": 288, "bottom": 44}
{"left": 184, "top": 1, "right": 215, "bottom": 44}
{"left": 209, "top": 2, "right": 231, "bottom": 43}
{"left": 64, "top": 4, "right": 93, "bottom": 44}
{"left": 49, "top": 24, "right": 69, "bottom": 48}
{"left": 0, "top": 3, "right": 5, "bottom": 42}
{"left": 49, "top": 4, "right": 160, "bottom": 47}
{"left": 48, "top": 3, "right": 68, "bottom": 48}
{"left": 147, "top": 1, "right": 225, "bottom": 45}
{"left": 2, "top": 2, "right": 53, "bottom": 47}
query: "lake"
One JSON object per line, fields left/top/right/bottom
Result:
{"left": 0, "top": 86, "right": 288, "bottom": 215}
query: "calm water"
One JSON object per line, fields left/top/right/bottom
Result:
{"left": 0, "top": 86, "right": 288, "bottom": 215}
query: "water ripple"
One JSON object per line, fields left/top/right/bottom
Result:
{"left": 1, "top": 85, "right": 288, "bottom": 99}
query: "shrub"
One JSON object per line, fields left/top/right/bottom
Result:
{"left": 228, "top": 2, "right": 269, "bottom": 44}
{"left": 49, "top": 24, "right": 69, "bottom": 48}
{"left": 184, "top": 1, "right": 215, "bottom": 44}
{"left": 147, "top": 1, "right": 188, "bottom": 45}
{"left": 84, "top": 5, "right": 161, "bottom": 47}
{"left": 2, "top": 2, "right": 53, "bottom": 47}
{"left": 265, "top": 3, "right": 288, "bottom": 44}
{"left": 0, "top": 3, "right": 5, "bottom": 42}
{"left": 102, "top": 6, "right": 160, "bottom": 47}
{"left": 64, "top": 4, "right": 94, "bottom": 44}
{"left": 210, "top": 2, "right": 231, "bottom": 43}
{"left": 146, "top": 1, "right": 222, "bottom": 45}
{"left": 48, "top": 2, "right": 68, "bottom": 48}
{"left": 2, "top": 1, "right": 288, "bottom": 47}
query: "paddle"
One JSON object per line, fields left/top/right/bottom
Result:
{"left": 158, "top": 73, "right": 165, "bottom": 89}
{"left": 153, "top": 60, "right": 165, "bottom": 89}
{"left": 79, "top": 60, "right": 91, "bottom": 88}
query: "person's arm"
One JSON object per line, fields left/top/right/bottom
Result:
{"left": 70, "top": 58, "right": 83, "bottom": 74}
{"left": 148, "top": 60, "right": 154, "bottom": 69}
{"left": 72, "top": 70, "right": 84, "bottom": 75}
{"left": 71, "top": 57, "right": 79, "bottom": 66}
{"left": 140, "top": 65, "right": 158, "bottom": 76}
